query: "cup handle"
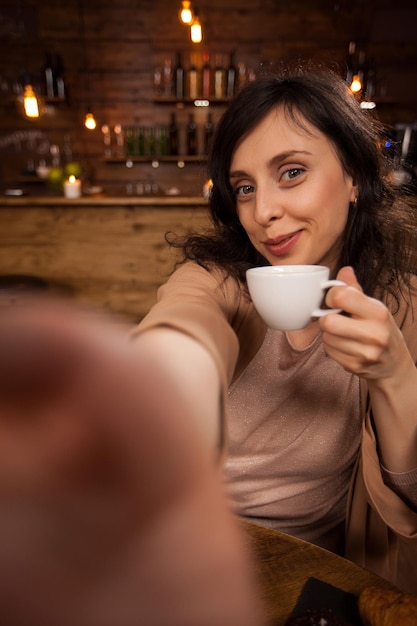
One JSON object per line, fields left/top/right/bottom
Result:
{"left": 312, "top": 279, "right": 346, "bottom": 318}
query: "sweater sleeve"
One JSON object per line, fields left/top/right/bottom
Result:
{"left": 358, "top": 281, "right": 417, "bottom": 536}
{"left": 360, "top": 410, "right": 417, "bottom": 538}
{"left": 380, "top": 465, "right": 417, "bottom": 511}
{"left": 131, "top": 262, "right": 242, "bottom": 390}
{"left": 377, "top": 281, "right": 417, "bottom": 513}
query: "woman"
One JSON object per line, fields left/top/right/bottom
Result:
{"left": 135, "top": 66, "right": 417, "bottom": 593}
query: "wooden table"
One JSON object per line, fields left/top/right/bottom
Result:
{"left": 242, "top": 521, "right": 396, "bottom": 625}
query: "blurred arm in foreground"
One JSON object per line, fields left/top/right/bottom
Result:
{"left": 0, "top": 297, "right": 265, "bottom": 626}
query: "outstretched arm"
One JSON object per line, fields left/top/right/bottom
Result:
{"left": 132, "top": 327, "right": 222, "bottom": 452}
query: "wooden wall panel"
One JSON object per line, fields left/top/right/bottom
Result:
{"left": 0, "top": 205, "right": 211, "bottom": 320}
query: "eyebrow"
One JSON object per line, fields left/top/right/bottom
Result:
{"left": 229, "top": 150, "right": 312, "bottom": 179}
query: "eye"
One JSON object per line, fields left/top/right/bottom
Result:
{"left": 281, "top": 167, "right": 305, "bottom": 182}
{"left": 235, "top": 184, "right": 255, "bottom": 196}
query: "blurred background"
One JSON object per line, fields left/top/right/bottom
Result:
{"left": 1, "top": 0, "right": 416, "bottom": 197}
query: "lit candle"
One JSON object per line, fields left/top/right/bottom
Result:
{"left": 63, "top": 175, "right": 82, "bottom": 198}
{"left": 203, "top": 178, "right": 213, "bottom": 199}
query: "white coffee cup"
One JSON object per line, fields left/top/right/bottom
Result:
{"left": 246, "top": 265, "right": 346, "bottom": 331}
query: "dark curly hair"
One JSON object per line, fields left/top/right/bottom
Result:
{"left": 169, "top": 65, "right": 416, "bottom": 302}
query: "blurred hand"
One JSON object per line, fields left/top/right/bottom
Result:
{"left": 0, "top": 297, "right": 265, "bottom": 626}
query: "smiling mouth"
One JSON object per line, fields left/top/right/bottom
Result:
{"left": 263, "top": 230, "right": 302, "bottom": 255}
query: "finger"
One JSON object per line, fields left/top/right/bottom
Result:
{"left": 321, "top": 312, "right": 397, "bottom": 378}
{"left": 336, "top": 266, "right": 363, "bottom": 291}
{"left": 325, "top": 284, "right": 387, "bottom": 322}
{"left": 323, "top": 267, "right": 364, "bottom": 318}
{"left": 321, "top": 309, "right": 391, "bottom": 357}
{"left": 324, "top": 287, "right": 364, "bottom": 321}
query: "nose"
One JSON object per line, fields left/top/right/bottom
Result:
{"left": 253, "top": 184, "right": 284, "bottom": 225}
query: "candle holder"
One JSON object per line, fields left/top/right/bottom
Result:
{"left": 63, "top": 175, "right": 82, "bottom": 198}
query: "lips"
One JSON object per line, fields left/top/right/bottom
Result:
{"left": 263, "top": 230, "right": 303, "bottom": 257}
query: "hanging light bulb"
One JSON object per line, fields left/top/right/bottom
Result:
{"left": 190, "top": 10, "right": 202, "bottom": 43}
{"left": 79, "top": 0, "right": 97, "bottom": 131}
{"left": 179, "top": 0, "right": 193, "bottom": 24}
{"left": 22, "top": 84, "right": 40, "bottom": 118}
{"left": 84, "top": 111, "right": 97, "bottom": 130}
{"left": 350, "top": 74, "right": 362, "bottom": 94}
{"left": 15, "top": 1, "right": 41, "bottom": 119}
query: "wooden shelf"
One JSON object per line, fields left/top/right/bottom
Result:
{"left": 153, "top": 97, "right": 230, "bottom": 107}
{"left": 104, "top": 155, "right": 207, "bottom": 164}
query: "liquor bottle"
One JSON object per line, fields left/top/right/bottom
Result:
{"left": 186, "top": 113, "right": 197, "bottom": 155}
{"left": 202, "top": 51, "right": 211, "bottom": 99}
{"left": 363, "top": 56, "right": 376, "bottom": 101}
{"left": 42, "top": 52, "right": 55, "bottom": 98}
{"left": 54, "top": 53, "right": 66, "bottom": 100}
{"left": 125, "top": 127, "right": 135, "bottom": 156}
{"left": 147, "top": 126, "right": 155, "bottom": 156}
{"left": 213, "top": 54, "right": 226, "bottom": 99}
{"left": 174, "top": 52, "right": 184, "bottom": 100}
{"left": 101, "top": 124, "right": 112, "bottom": 158}
{"left": 163, "top": 57, "right": 173, "bottom": 96}
{"left": 204, "top": 111, "right": 213, "bottom": 154}
{"left": 187, "top": 54, "right": 199, "bottom": 100}
{"left": 137, "top": 126, "right": 146, "bottom": 156}
{"left": 357, "top": 49, "right": 366, "bottom": 93}
{"left": 153, "top": 65, "right": 163, "bottom": 96}
{"left": 114, "top": 124, "right": 124, "bottom": 157}
{"left": 169, "top": 113, "right": 179, "bottom": 156}
{"left": 158, "top": 125, "right": 168, "bottom": 156}
{"left": 346, "top": 41, "right": 356, "bottom": 86}
{"left": 237, "top": 61, "right": 247, "bottom": 93}
{"left": 226, "top": 51, "right": 237, "bottom": 99}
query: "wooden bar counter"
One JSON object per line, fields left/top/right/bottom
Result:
{"left": 0, "top": 195, "right": 210, "bottom": 322}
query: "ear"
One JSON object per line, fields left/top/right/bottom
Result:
{"left": 349, "top": 179, "right": 358, "bottom": 203}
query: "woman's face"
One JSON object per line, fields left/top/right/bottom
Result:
{"left": 229, "top": 107, "right": 358, "bottom": 270}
